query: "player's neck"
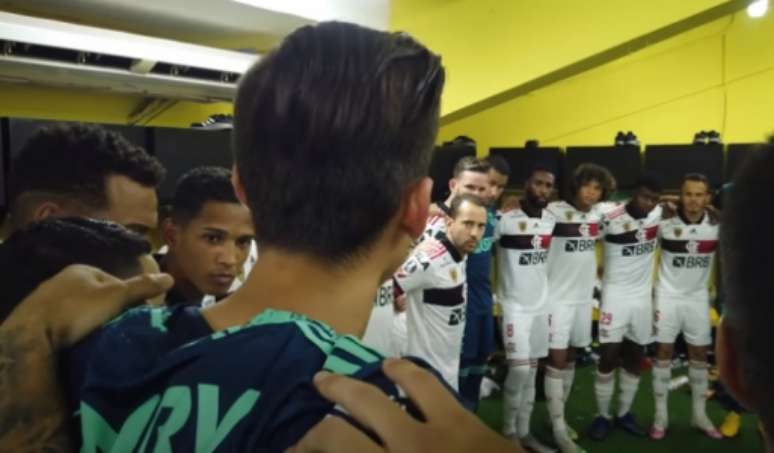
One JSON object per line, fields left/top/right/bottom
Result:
{"left": 159, "top": 254, "right": 204, "bottom": 302}
{"left": 202, "top": 248, "right": 381, "bottom": 337}
{"left": 680, "top": 208, "right": 704, "bottom": 224}
{"left": 520, "top": 197, "right": 543, "bottom": 217}
{"left": 570, "top": 197, "right": 592, "bottom": 213}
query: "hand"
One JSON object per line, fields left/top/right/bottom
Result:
{"left": 393, "top": 295, "right": 407, "bottom": 313}
{"left": 291, "top": 358, "right": 522, "bottom": 453}
{"left": 427, "top": 203, "right": 447, "bottom": 218}
{"left": 7, "top": 264, "right": 173, "bottom": 349}
{"left": 500, "top": 195, "right": 520, "bottom": 213}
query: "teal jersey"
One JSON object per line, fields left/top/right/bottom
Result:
{"left": 74, "top": 306, "right": 446, "bottom": 452}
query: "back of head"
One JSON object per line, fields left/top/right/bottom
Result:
{"left": 171, "top": 166, "right": 239, "bottom": 224}
{"left": 8, "top": 123, "right": 165, "bottom": 229}
{"left": 0, "top": 217, "right": 150, "bottom": 322}
{"left": 233, "top": 22, "right": 444, "bottom": 263}
{"left": 721, "top": 140, "right": 774, "bottom": 425}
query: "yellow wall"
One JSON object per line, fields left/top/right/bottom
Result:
{"left": 437, "top": 11, "right": 774, "bottom": 154}
{"left": 0, "top": 83, "right": 232, "bottom": 127}
{"left": 391, "top": 0, "right": 727, "bottom": 117}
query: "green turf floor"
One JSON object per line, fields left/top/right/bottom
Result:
{"left": 477, "top": 365, "right": 762, "bottom": 452}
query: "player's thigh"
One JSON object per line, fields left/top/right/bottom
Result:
{"left": 569, "top": 303, "right": 594, "bottom": 348}
{"left": 530, "top": 312, "right": 550, "bottom": 359}
{"left": 654, "top": 293, "right": 680, "bottom": 345}
{"left": 501, "top": 307, "right": 533, "bottom": 362}
{"left": 599, "top": 295, "right": 631, "bottom": 344}
{"left": 548, "top": 303, "right": 573, "bottom": 350}
{"left": 680, "top": 299, "right": 712, "bottom": 347}
{"left": 624, "top": 297, "right": 654, "bottom": 346}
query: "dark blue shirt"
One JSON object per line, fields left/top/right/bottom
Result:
{"left": 465, "top": 207, "right": 497, "bottom": 315}
{"left": 71, "top": 306, "right": 446, "bottom": 452}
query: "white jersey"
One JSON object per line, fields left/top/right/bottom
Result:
{"left": 361, "top": 280, "right": 396, "bottom": 356}
{"left": 656, "top": 213, "right": 719, "bottom": 298}
{"left": 546, "top": 201, "right": 607, "bottom": 305}
{"left": 495, "top": 208, "right": 556, "bottom": 314}
{"left": 394, "top": 234, "right": 467, "bottom": 390}
{"left": 420, "top": 201, "right": 450, "bottom": 243}
{"left": 600, "top": 204, "right": 662, "bottom": 298}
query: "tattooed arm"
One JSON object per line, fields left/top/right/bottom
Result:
{"left": 0, "top": 312, "right": 71, "bottom": 451}
{"left": 0, "top": 265, "right": 173, "bottom": 451}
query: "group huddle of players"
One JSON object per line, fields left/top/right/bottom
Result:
{"left": 360, "top": 155, "right": 722, "bottom": 453}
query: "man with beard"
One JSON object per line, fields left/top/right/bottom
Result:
{"left": 395, "top": 194, "right": 488, "bottom": 389}
{"left": 496, "top": 165, "right": 557, "bottom": 452}
{"left": 589, "top": 175, "right": 663, "bottom": 441}
{"left": 650, "top": 173, "right": 721, "bottom": 440}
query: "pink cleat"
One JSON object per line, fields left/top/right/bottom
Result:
{"left": 649, "top": 426, "right": 666, "bottom": 440}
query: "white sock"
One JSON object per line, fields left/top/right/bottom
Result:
{"left": 517, "top": 362, "right": 538, "bottom": 438}
{"left": 503, "top": 361, "right": 531, "bottom": 435}
{"left": 563, "top": 362, "right": 576, "bottom": 403}
{"left": 652, "top": 360, "right": 671, "bottom": 429}
{"left": 594, "top": 369, "right": 615, "bottom": 419}
{"left": 545, "top": 366, "right": 566, "bottom": 434}
{"left": 689, "top": 361, "right": 711, "bottom": 426}
{"left": 617, "top": 369, "right": 641, "bottom": 418}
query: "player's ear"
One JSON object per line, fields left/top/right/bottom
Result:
{"left": 401, "top": 177, "right": 432, "bottom": 239}
{"left": 716, "top": 317, "right": 753, "bottom": 411}
{"left": 231, "top": 166, "right": 248, "bottom": 207}
{"left": 32, "top": 200, "right": 62, "bottom": 222}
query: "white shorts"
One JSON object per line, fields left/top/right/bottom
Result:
{"left": 598, "top": 291, "right": 654, "bottom": 345}
{"left": 501, "top": 305, "right": 549, "bottom": 361}
{"left": 548, "top": 303, "right": 593, "bottom": 349}
{"left": 654, "top": 293, "right": 712, "bottom": 346}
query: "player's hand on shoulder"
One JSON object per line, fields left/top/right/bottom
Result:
{"left": 291, "top": 358, "right": 523, "bottom": 453}
{"left": 393, "top": 295, "right": 408, "bottom": 313}
{"left": 7, "top": 264, "right": 173, "bottom": 349}
{"left": 427, "top": 203, "right": 447, "bottom": 218}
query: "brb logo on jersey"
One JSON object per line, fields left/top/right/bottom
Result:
{"left": 518, "top": 235, "right": 549, "bottom": 264}
{"left": 565, "top": 239, "right": 595, "bottom": 252}
{"left": 673, "top": 256, "right": 711, "bottom": 268}
{"left": 622, "top": 242, "right": 655, "bottom": 256}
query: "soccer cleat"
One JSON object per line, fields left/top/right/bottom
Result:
{"left": 615, "top": 412, "right": 647, "bottom": 437}
{"left": 554, "top": 429, "right": 586, "bottom": 453}
{"left": 520, "top": 434, "right": 557, "bottom": 453}
{"left": 649, "top": 425, "right": 666, "bottom": 440}
{"left": 624, "top": 131, "right": 640, "bottom": 147}
{"left": 615, "top": 131, "right": 626, "bottom": 146}
{"left": 190, "top": 113, "right": 234, "bottom": 130}
{"left": 720, "top": 411, "right": 741, "bottom": 438}
{"left": 707, "top": 130, "right": 722, "bottom": 145}
{"left": 692, "top": 416, "right": 723, "bottom": 440}
{"left": 588, "top": 415, "right": 612, "bottom": 441}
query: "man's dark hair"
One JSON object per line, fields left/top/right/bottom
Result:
{"left": 453, "top": 156, "right": 489, "bottom": 178}
{"left": 0, "top": 217, "right": 151, "bottom": 322}
{"left": 569, "top": 163, "right": 616, "bottom": 201}
{"left": 683, "top": 172, "right": 710, "bottom": 191}
{"left": 633, "top": 173, "right": 663, "bottom": 193}
{"left": 8, "top": 123, "right": 165, "bottom": 221}
{"left": 527, "top": 164, "right": 555, "bottom": 180}
{"left": 233, "top": 22, "right": 444, "bottom": 263}
{"left": 484, "top": 155, "right": 511, "bottom": 177}
{"left": 171, "top": 166, "right": 239, "bottom": 224}
{"left": 448, "top": 194, "right": 487, "bottom": 218}
{"left": 721, "top": 140, "right": 774, "bottom": 427}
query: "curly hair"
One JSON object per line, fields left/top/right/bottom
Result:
{"left": 568, "top": 163, "right": 617, "bottom": 201}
